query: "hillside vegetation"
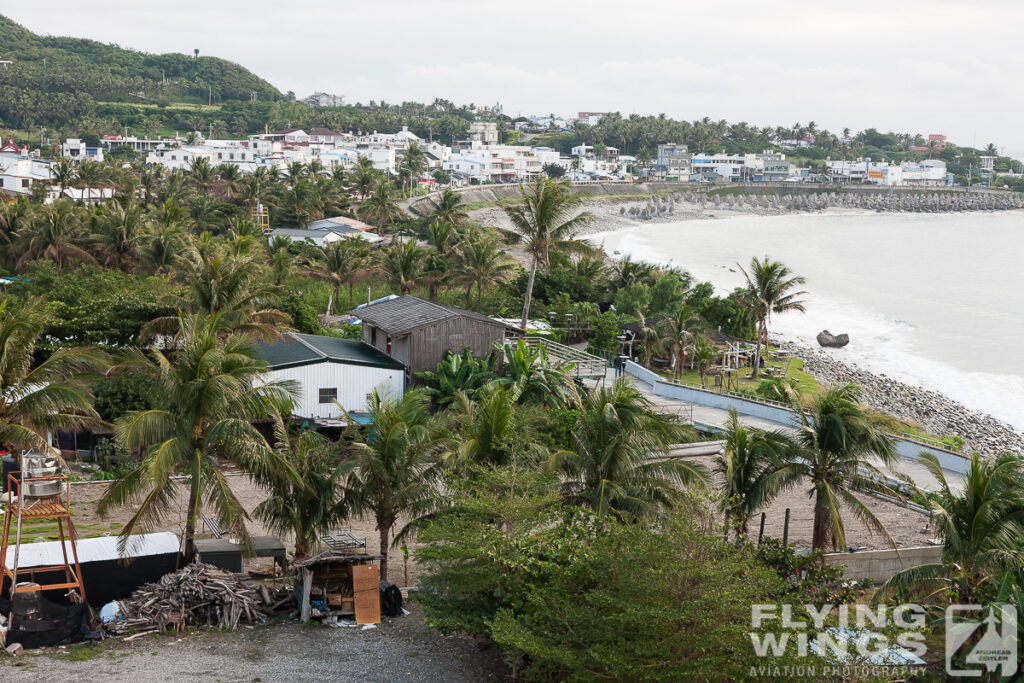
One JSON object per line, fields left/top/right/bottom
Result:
{"left": 0, "top": 14, "right": 281, "bottom": 131}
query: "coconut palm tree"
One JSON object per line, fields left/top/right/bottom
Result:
{"left": 16, "top": 199, "right": 96, "bottom": 274}
{"left": 350, "top": 156, "right": 378, "bottom": 201}
{"left": 657, "top": 305, "right": 705, "bottom": 379}
{"left": 426, "top": 188, "right": 468, "bottom": 228}
{"left": 783, "top": 383, "right": 901, "bottom": 551}
{"left": 0, "top": 299, "right": 106, "bottom": 456}
{"left": 307, "top": 238, "right": 372, "bottom": 309}
{"left": 737, "top": 256, "right": 806, "bottom": 378}
{"left": 0, "top": 198, "right": 32, "bottom": 267}
{"left": 878, "top": 452, "right": 1024, "bottom": 604}
{"left": 714, "top": 409, "right": 795, "bottom": 540}
{"left": 550, "top": 378, "right": 705, "bottom": 517}
{"left": 146, "top": 243, "right": 289, "bottom": 339}
{"left": 502, "top": 177, "right": 595, "bottom": 330}
{"left": 188, "top": 157, "right": 218, "bottom": 194}
{"left": 141, "top": 222, "right": 187, "bottom": 275}
{"left": 691, "top": 336, "right": 717, "bottom": 388}
{"left": 97, "top": 312, "right": 297, "bottom": 559}
{"left": 51, "top": 157, "right": 76, "bottom": 195}
{"left": 454, "top": 229, "right": 516, "bottom": 311}
{"left": 94, "top": 204, "right": 146, "bottom": 272}
{"left": 359, "top": 176, "right": 403, "bottom": 233}
{"left": 379, "top": 238, "right": 424, "bottom": 295}
{"left": 253, "top": 414, "right": 349, "bottom": 559}
{"left": 342, "top": 390, "right": 442, "bottom": 581}
{"left": 442, "top": 384, "right": 546, "bottom": 470}
{"left": 498, "top": 339, "right": 579, "bottom": 409}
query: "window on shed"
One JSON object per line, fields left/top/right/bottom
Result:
{"left": 318, "top": 388, "right": 338, "bottom": 404}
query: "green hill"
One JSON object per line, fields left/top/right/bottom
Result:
{"left": 0, "top": 14, "right": 282, "bottom": 132}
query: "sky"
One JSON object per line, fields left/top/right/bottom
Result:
{"left": 5, "top": 1, "right": 1024, "bottom": 157}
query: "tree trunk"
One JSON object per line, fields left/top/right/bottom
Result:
{"left": 378, "top": 525, "right": 390, "bottom": 582}
{"left": 751, "top": 321, "right": 763, "bottom": 379}
{"left": 520, "top": 257, "right": 538, "bottom": 331}
{"left": 476, "top": 279, "right": 483, "bottom": 312}
{"left": 183, "top": 479, "right": 199, "bottom": 562}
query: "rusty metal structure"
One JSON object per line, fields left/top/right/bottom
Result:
{"left": 1, "top": 455, "right": 87, "bottom": 626}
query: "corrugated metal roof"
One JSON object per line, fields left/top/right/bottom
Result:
{"left": 256, "top": 333, "right": 405, "bottom": 370}
{"left": 352, "top": 295, "right": 511, "bottom": 335}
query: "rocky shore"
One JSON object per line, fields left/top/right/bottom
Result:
{"left": 784, "top": 341, "right": 1024, "bottom": 456}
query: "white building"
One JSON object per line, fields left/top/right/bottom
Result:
{"left": 690, "top": 153, "right": 754, "bottom": 182}
{"left": 900, "top": 159, "right": 947, "bottom": 186}
{"left": 255, "top": 333, "right": 405, "bottom": 420}
{"left": 0, "top": 158, "right": 51, "bottom": 197}
{"left": 61, "top": 138, "right": 104, "bottom": 162}
{"left": 300, "top": 92, "right": 346, "bottom": 107}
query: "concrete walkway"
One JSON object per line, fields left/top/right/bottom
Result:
{"left": 593, "top": 369, "right": 962, "bottom": 492}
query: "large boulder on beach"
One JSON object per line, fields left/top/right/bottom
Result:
{"left": 816, "top": 330, "right": 850, "bottom": 348}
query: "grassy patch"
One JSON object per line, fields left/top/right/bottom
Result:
{"left": 54, "top": 642, "right": 107, "bottom": 662}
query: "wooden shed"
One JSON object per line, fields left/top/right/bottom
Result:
{"left": 353, "top": 296, "right": 521, "bottom": 375}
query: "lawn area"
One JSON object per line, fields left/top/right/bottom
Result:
{"left": 653, "top": 347, "right": 820, "bottom": 399}
{"left": 97, "top": 101, "right": 222, "bottom": 112}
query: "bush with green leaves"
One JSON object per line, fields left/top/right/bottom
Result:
{"left": 417, "top": 469, "right": 810, "bottom": 680}
{"left": 755, "top": 537, "right": 856, "bottom": 605}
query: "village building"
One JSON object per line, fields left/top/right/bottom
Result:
{"left": 255, "top": 333, "right": 406, "bottom": 421}
{"left": 353, "top": 296, "right": 520, "bottom": 375}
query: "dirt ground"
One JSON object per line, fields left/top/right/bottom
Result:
{"left": 1, "top": 603, "right": 506, "bottom": 682}
{"left": 68, "top": 474, "right": 423, "bottom": 586}
{"left": 687, "top": 454, "right": 936, "bottom": 551}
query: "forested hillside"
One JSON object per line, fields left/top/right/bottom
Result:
{"left": 0, "top": 14, "right": 281, "bottom": 131}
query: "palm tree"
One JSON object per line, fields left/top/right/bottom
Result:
{"left": 17, "top": 199, "right": 96, "bottom": 274}
{"left": 783, "top": 383, "right": 901, "bottom": 551}
{"left": 0, "top": 299, "right": 106, "bottom": 456}
{"left": 188, "top": 157, "right": 218, "bottom": 194}
{"left": 503, "top": 177, "right": 595, "bottom": 329}
{"left": 737, "top": 256, "right": 806, "bottom": 378}
{"left": 379, "top": 238, "right": 424, "bottom": 295}
{"left": 442, "top": 384, "right": 545, "bottom": 470}
{"left": 141, "top": 222, "right": 187, "bottom": 274}
{"left": 714, "top": 409, "right": 795, "bottom": 539}
{"left": 147, "top": 243, "right": 289, "bottom": 339}
{"left": 550, "top": 378, "right": 705, "bottom": 517}
{"left": 253, "top": 415, "right": 348, "bottom": 559}
{"left": 454, "top": 230, "right": 516, "bottom": 311}
{"left": 269, "top": 237, "right": 294, "bottom": 286}
{"left": 308, "top": 239, "right": 371, "bottom": 309}
{"left": 359, "top": 176, "right": 403, "bottom": 233}
{"left": 350, "top": 156, "right": 378, "bottom": 201}
{"left": 498, "top": 339, "right": 579, "bottom": 409}
{"left": 691, "top": 336, "right": 717, "bottom": 388}
{"left": 657, "top": 306, "right": 704, "bottom": 379}
{"left": 51, "top": 157, "right": 76, "bottom": 195}
{"left": 0, "top": 198, "right": 32, "bottom": 267}
{"left": 97, "top": 313, "right": 297, "bottom": 559}
{"left": 342, "top": 390, "right": 442, "bottom": 581}
{"left": 426, "top": 188, "right": 468, "bottom": 228}
{"left": 94, "top": 204, "right": 146, "bottom": 272}
{"left": 878, "top": 452, "right": 1024, "bottom": 603}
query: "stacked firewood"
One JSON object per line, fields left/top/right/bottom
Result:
{"left": 105, "top": 563, "right": 289, "bottom": 635}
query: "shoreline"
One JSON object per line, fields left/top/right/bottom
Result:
{"left": 783, "top": 340, "right": 1024, "bottom": 455}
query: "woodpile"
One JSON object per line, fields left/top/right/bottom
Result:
{"left": 105, "top": 562, "right": 289, "bottom": 635}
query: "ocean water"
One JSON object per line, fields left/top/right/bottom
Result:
{"left": 589, "top": 210, "right": 1024, "bottom": 431}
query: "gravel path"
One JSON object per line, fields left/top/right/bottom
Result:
{"left": 1, "top": 604, "right": 505, "bottom": 682}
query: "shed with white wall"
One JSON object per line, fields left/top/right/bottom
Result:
{"left": 256, "top": 333, "right": 405, "bottom": 419}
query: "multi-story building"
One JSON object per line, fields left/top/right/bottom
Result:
{"left": 656, "top": 143, "right": 691, "bottom": 178}
{"left": 62, "top": 138, "right": 104, "bottom": 162}
{"left": 901, "top": 159, "right": 948, "bottom": 186}
{"left": 300, "top": 92, "right": 346, "bottom": 107}
{"left": 468, "top": 120, "right": 498, "bottom": 145}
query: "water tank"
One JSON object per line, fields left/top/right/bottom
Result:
{"left": 20, "top": 454, "right": 63, "bottom": 498}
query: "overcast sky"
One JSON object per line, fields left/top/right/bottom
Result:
{"left": 6, "top": 1, "right": 1023, "bottom": 156}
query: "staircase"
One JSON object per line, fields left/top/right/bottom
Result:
{"left": 523, "top": 337, "right": 608, "bottom": 378}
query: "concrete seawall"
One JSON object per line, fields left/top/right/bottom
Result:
{"left": 824, "top": 546, "right": 942, "bottom": 581}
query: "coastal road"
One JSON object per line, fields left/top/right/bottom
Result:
{"left": 593, "top": 369, "right": 964, "bottom": 492}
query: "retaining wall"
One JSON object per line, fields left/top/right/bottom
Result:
{"left": 823, "top": 546, "right": 943, "bottom": 582}
{"left": 623, "top": 361, "right": 969, "bottom": 474}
